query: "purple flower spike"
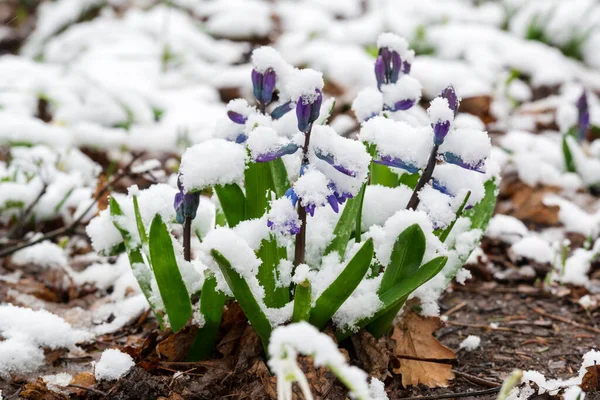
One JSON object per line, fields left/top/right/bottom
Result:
{"left": 255, "top": 143, "right": 300, "bottom": 162}
{"left": 271, "top": 101, "right": 293, "bottom": 120}
{"left": 576, "top": 90, "right": 589, "bottom": 141}
{"left": 375, "top": 56, "right": 386, "bottom": 90}
{"left": 390, "top": 52, "right": 402, "bottom": 84}
{"left": 227, "top": 110, "right": 247, "bottom": 125}
{"left": 251, "top": 69, "right": 263, "bottom": 102}
{"left": 433, "top": 120, "right": 451, "bottom": 146}
{"left": 315, "top": 151, "right": 357, "bottom": 177}
{"left": 443, "top": 152, "right": 486, "bottom": 173}
{"left": 441, "top": 85, "right": 460, "bottom": 117}
{"left": 374, "top": 155, "right": 420, "bottom": 173}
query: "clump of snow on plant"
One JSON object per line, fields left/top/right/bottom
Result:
{"left": 94, "top": 349, "right": 135, "bottom": 381}
{"left": 268, "top": 322, "right": 372, "bottom": 400}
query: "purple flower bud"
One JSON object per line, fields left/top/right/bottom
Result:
{"left": 306, "top": 203, "right": 316, "bottom": 217}
{"left": 402, "top": 60, "right": 411, "bottom": 74}
{"left": 374, "top": 155, "right": 420, "bottom": 173}
{"left": 577, "top": 90, "right": 589, "bottom": 141}
{"left": 441, "top": 85, "right": 460, "bottom": 117}
{"left": 252, "top": 68, "right": 277, "bottom": 105}
{"left": 296, "top": 90, "right": 322, "bottom": 133}
{"left": 174, "top": 175, "right": 200, "bottom": 224}
{"left": 327, "top": 194, "right": 339, "bottom": 213}
{"left": 379, "top": 47, "right": 392, "bottom": 77}
{"left": 315, "top": 150, "right": 357, "bottom": 177}
{"left": 442, "top": 152, "right": 485, "bottom": 173}
{"left": 375, "top": 56, "right": 386, "bottom": 90}
{"left": 433, "top": 120, "right": 451, "bottom": 146}
{"left": 390, "top": 51, "right": 402, "bottom": 84}
{"left": 234, "top": 133, "right": 248, "bottom": 144}
{"left": 227, "top": 110, "right": 247, "bottom": 124}
{"left": 285, "top": 187, "right": 298, "bottom": 206}
{"left": 271, "top": 101, "right": 293, "bottom": 120}
{"left": 254, "top": 143, "right": 300, "bottom": 162}
{"left": 387, "top": 99, "right": 415, "bottom": 112}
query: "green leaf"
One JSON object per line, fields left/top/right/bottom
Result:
{"left": 210, "top": 249, "right": 272, "bottom": 346}
{"left": 292, "top": 279, "right": 311, "bottom": 323}
{"left": 463, "top": 178, "right": 497, "bottom": 232}
{"left": 398, "top": 172, "right": 420, "bottom": 189}
{"left": 214, "top": 183, "right": 246, "bottom": 227}
{"left": 354, "top": 183, "right": 367, "bottom": 243}
{"left": 244, "top": 161, "right": 273, "bottom": 220}
{"left": 310, "top": 239, "right": 374, "bottom": 330}
{"left": 325, "top": 183, "right": 366, "bottom": 257}
{"left": 562, "top": 132, "right": 577, "bottom": 173}
{"left": 149, "top": 214, "right": 193, "bottom": 333}
{"left": 269, "top": 158, "right": 291, "bottom": 198}
{"left": 132, "top": 195, "right": 148, "bottom": 244}
{"left": 380, "top": 224, "right": 426, "bottom": 293}
{"left": 436, "top": 191, "right": 471, "bottom": 243}
{"left": 187, "top": 275, "right": 226, "bottom": 361}
{"left": 370, "top": 163, "right": 400, "bottom": 187}
{"left": 257, "top": 236, "right": 289, "bottom": 308}
{"left": 337, "top": 256, "right": 447, "bottom": 341}
{"left": 367, "top": 224, "right": 426, "bottom": 337}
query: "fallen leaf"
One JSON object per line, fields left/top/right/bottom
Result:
{"left": 94, "top": 173, "right": 109, "bottom": 213}
{"left": 459, "top": 96, "right": 495, "bottom": 124}
{"left": 156, "top": 326, "right": 198, "bottom": 362}
{"left": 20, "top": 378, "right": 68, "bottom": 400}
{"left": 498, "top": 176, "right": 560, "bottom": 226}
{"left": 581, "top": 363, "right": 600, "bottom": 392}
{"left": 68, "top": 372, "right": 95, "bottom": 397}
{"left": 391, "top": 310, "right": 456, "bottom": 388}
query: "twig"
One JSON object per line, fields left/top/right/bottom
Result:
{"left": 531, "top": 306, "right": 600, "bottom": 334}
{"left": 401, "top": 387, "right": 500, "bottom": 400}
{"left": 442, "top": 301, "right": 467, "bottom": 317}
{"left": 406, "top": 144, "right": 439, "bottom": 210}
{"left": 5, "top": 183, "right": 48, "bottom": 239}
{"left": 67, "top": 384, "right": 108, "bottom": 397}
{"left": 452, "top": 370, "right": 501, "bottom": 388}
{"left": 0, "top": 153, "right": 143, "bottom": 258}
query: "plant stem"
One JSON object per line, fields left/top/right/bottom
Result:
{"left": 406, "top": 144, "right": 439, "bottom": 210}
{"left": 183, "top": 216, "right": 191, "bottom": 262}
{"left": 258, "top": 100, "right": 266, "bottom": 115}
{"left": 294, "top": 123, "right": 313, "bottom": 267}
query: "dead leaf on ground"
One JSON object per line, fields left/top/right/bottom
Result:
{"left": 581, "top": 363, "right": 600, "bottom": 392}
{"left": 68, "top": 372, "right": 95, "bottom": 397}
{"left": 351, "top": 329, "right": 393, "bottom": 380}
{"left": 391, "top": 310, "right": 456, "bottom": 388}
{"left": 156, "top": 326, "right": 198, "bottom": 362}
{"left": 498, "top": 177, "right": 560, "bottom": 226}
{"left": 459, "top": 96, "right": 495, "bottom": 124}
{"left": 94, "top": 173, "right": 108, "bottom": 213}
{"left": 20, "top": 378, "right": 68, "bottom": 400}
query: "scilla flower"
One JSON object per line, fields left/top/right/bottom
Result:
{"left": 428, "top": 95, "right": 455, "bottom": 146}
{"left": 296, "top": 89, "right": 323, "bottom": 133}
{"left": 252, "top": 68, "right": 277, "bottom": 105}
{"left": 576, "top": 90, "right": 589, "bottom": 141}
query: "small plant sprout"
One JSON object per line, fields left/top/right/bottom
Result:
{"left": 86, "top": 32, "right": 497, "bottom": 391}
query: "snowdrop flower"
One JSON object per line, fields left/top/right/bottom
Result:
{"left": 174, "top": 175, "right": 200, "bottom": 224}
{"left": 296, "top": 89, "right": 323, "bottom": 133}
{"left": 252, "top": 67, "right": 277, "bottom": 106}
{"left": 576, "top": 90, "right": 589, "bottom": 141}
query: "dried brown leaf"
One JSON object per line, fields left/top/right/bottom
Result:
{"left": 20, "top": 378, "right": 68, "bottom": 400}
{"left": 351, "top": 329, "right": 393, "bottom": 380}
{"left": 581, "top": 363, "right": 600, "bottom": 393}
{"left": 68, "top": 372, "right": 95, "bottom": 397}
{"left": 391, "top": 311, "right": 456, "bottom": 388}
{"left": 156, "top": 326, "right": 198, "bottom": 362}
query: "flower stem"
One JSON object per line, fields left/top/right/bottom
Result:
{"left": 294, "top": 123, "right": 313, "bottom": 267}
{"left": 183, "top": 216, "right": 191, "bottom": 262}
{"left": 406, "top": 144, "right": 439, "bottom": 210}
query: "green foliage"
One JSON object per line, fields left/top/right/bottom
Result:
{"left": 149, "top": 214, "right": 193, "bottom": 332}
{"left": 325, "top": 184, "right": 366, "bottom": 257}
{"left": 214, "top": 183, "right": 246, "bottom": 227}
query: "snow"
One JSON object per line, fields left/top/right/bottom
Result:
{"left": 510, "top": 236, "right": 554, "bottom": 264}
{"left": 94, "top": 349, "right": 135, "bottom": 381}
{"left": 459, "top": 335, "right": 481, "bottom": 351}
{"left": 352, "top": 87, "right": 383, "bottom": 121}
{"left": 486, "top": 214, "right": 529, "bottom": 243}
{"left": 428, "top": 97, "right": 454, "bottom": 124}
{"left": 293, "top": 168, "right": 332, "bottom": 209}
{"left": 381, "top": 75, "right": 422, "bottom": 107}
{"left": 11, "top": 241, "right": 68, "bottom": 269}
{"left": 251, "top": 46, "right": 290, "bottom": 76}
{"left": 284, "top": 68, "right": 324, "bottom": 103}
{"left": 439, "top": 128, "right": 491, "bottom": 168}
{"left": 180, "top": 139, "right": 248, "bottom": 191}
{"left": 377, "top": 33, "right": 409, "bottom": 56}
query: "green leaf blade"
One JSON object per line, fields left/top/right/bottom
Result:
{"left": 214, "top": 183, "right": 246, "bottom": 227}
{"left": 149, "top": 214, "right": 193, "bottom": 333}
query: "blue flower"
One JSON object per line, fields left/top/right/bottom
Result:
{"left": 375, "top": 47, "right": 403, "bottom": 90}
{"left": 441, "top": 85, "right": 460, "bottom": 117}
{"left": 315, "top": 151, "right": 357, "bottom": 177}
{"left": 385, "top": 99, "right": 415, "bottom": 112}
{"left": 271, "top": 101, "right": 293, "bottom": 120}
{"left": 442, "top": 152, "right": 485, "bottom": 173}
{"left": 296, "top": 89, "right": 323, "bottom": 133}
{"left": 433, "top": 120, "right": 451, "bottom": 146}
{"left": 227, "top": 110, "right": 247, "bottom": 124}
{"left": 174, "top": 176, "right": 201, "bottom": 224}
{"left": 576, "top": 90, "right": 589, "bottom": 141}
{"left": 252, "top": 68, "right": 277, "bottom": 105}
{"left": 254, "top": 143, "right": 300, "bottom": 162}
{"left": 373, "top": 155, "right": 420, "bottom": 173}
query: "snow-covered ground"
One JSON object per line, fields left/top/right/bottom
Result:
{"left": 0, "top": 0, "right": 599, "bottom": 395}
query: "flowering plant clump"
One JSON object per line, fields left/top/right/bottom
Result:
{"left": 87, "top": 33, "right": 498, "bottom": 397}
